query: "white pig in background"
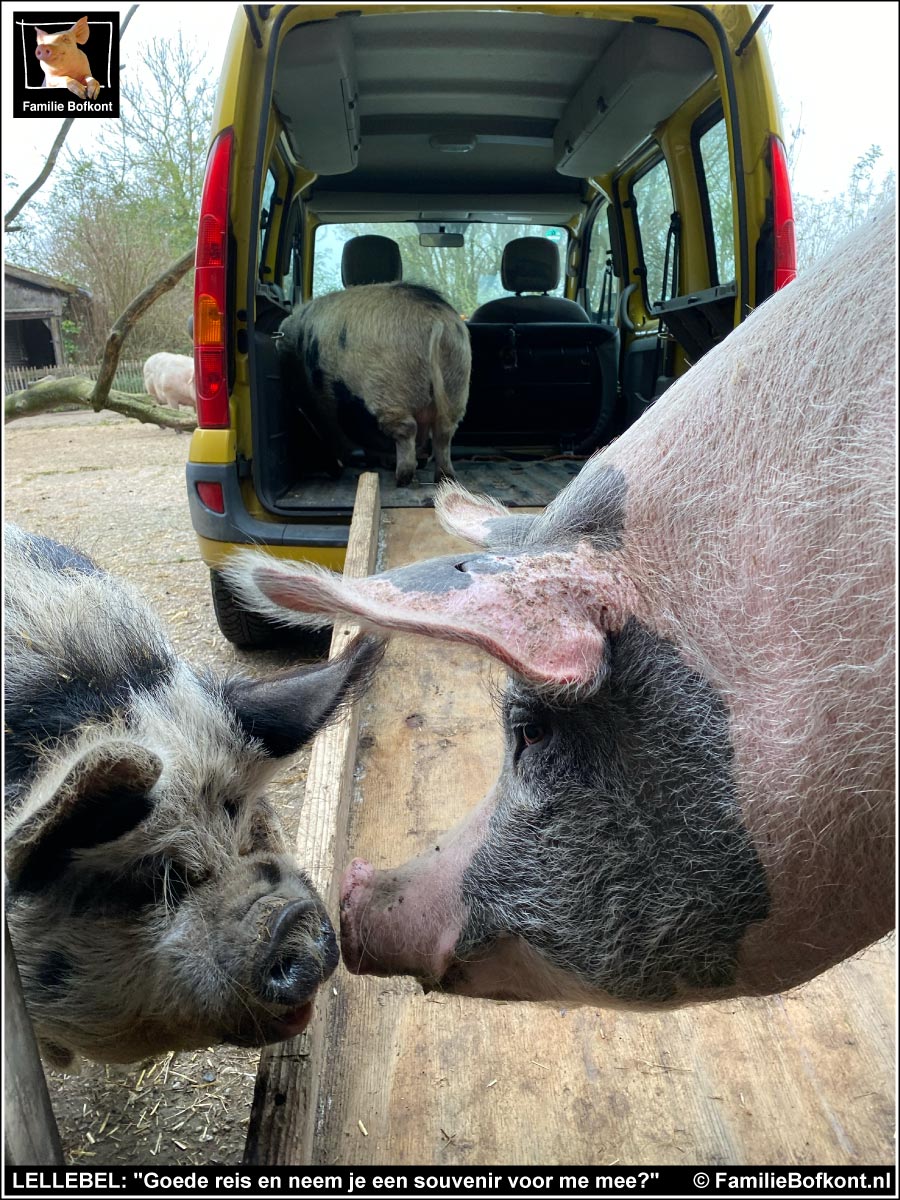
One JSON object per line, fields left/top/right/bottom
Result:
{"left": 34, "top": 17, "right": 101, "bottom": 99}
{"left": 228, "top": 207, "right": 896, "bottom": 1009}
{"left": 143, "top": 352, "right": 196, "bottom": 410}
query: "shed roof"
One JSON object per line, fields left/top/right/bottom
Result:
{"left": 4, "top": 263, "right": 91, "bottom": 299}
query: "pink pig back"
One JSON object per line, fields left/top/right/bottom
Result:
{"left": 598, "top": 207, "right": 895, "bottom": 988}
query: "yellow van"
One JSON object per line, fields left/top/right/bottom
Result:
{"left": 187, "top": 3, "right": 795, "bottom": 647}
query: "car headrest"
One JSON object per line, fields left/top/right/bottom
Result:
{"left": 341, "top": 235, "right": 403, "bottom": 286}
{"left": 501, "top": 237, "right": 560, "bottom": 294}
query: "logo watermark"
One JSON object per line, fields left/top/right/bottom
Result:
{"left": 12, "top": 10, "right": 120, "bottom": 117}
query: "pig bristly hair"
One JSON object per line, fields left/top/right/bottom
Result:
{"left": 4, "top": 524, "right": 381, "bottom": 1065}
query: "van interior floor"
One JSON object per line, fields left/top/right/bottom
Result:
{"left": 274, "top": 454, "right": 586, "bottom": 513}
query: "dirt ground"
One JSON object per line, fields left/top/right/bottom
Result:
{"left": 5, "top": 410, "right": 310, "bottom": 1166}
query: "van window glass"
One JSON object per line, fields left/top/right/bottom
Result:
{"left": 632, "top": 158, "right": 675, "bottom": 307}
{"left": 312, "top": 222, "right": 567, "bottom": 316}
{"left": 584, "top": 206, "right": 618, "bottom": 324}
{"left": 258, "top": 168, "right": 278, "bottom": 280}
{"left": 698, "top": 118, "right": 735, "bottom": 284}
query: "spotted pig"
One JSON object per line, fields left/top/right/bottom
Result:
{"left": 278, "top": 282, "right": 471, "bottom": 487}
{"left": 4, "top": 524, "right": 382, "bottom": 1065}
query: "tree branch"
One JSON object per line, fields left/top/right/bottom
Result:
{"left": 4, "top": 121, "right": 75, "bottom": 232}
{"left": 5, "top": 376, "right": 195, "bottom": 431}
{"left": 91, "top": 246, "right": 195, "bottom": 405}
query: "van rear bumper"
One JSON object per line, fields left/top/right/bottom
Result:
{"left": 186, "top": 461, "right": 349, "bottom": 551}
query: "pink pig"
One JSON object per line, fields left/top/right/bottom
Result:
{"left": 227, "top": 206, "right": 895, "bottom": 1010}
{"left": 143, "top": 353, "right": 196, "bottom": 411}
{"left": 34, "top": 17, "right": 101, "bottom": 100}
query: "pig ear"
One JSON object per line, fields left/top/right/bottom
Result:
{"left": 34, "top": 27, "right": 48, "bottom": 38}
{"left": 434, "top": 482, "right": 536, "bottom": 549}
{"left": 6, "top": 743, "right": 163, "bottom": 890}
{"left": 225, "top": 633, "right": 384, "bottom": 757}
{"left": 72, "top": 16, "right": 90, "bottom": 42}
{"left": 225, "top": 549, "right": 634, "bottom": 691}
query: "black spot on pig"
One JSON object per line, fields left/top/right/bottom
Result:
{"left": 18, "top": 533, "right": 98, "bottom": 576}
{"left": 6, "top": 650, "right": 175, "bottom": 787}
{"left": 338, "top": 324, "right": 348, "bottom": 350}
{"left": 384, "top": 556, "right": 473, "bottom": 595}
{"left": 480, "top": 515, "right": 537, "bottom": 550}
{"left": 333, "top": 379, "right": 393, "bottom": 452}
{"left": 256, "top": 861, "right": 282, "bottom": 887}
{"left": 457, "top": 618, "right": 770, "bottom": 1001}
{"left": 303, "top": 333, "right": 324, "bottom": 392}
{"left": 5, "top": 530, "right": 176, "bottom": 787}
{"left": 16, "top": 785, "right": 156, "bottom": 894}
{"left": 533, "top": 464, "right": 627, "bottom": 554}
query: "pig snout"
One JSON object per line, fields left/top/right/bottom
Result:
{"left": 340, "top": 804, "right": 492, "bottom": 984}
{"left": 223, "top": 890, "right": 340, "bottom": 1045}
{"left": 339, "top": 858, "right": 562, "bottom": 1002}
{"left": 258, "top": 897, "right": 338, "bottom": 1006}
{"left": 340, "top": 854, "right": 466, "bottom": 982}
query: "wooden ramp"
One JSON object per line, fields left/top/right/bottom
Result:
{"left": 247, "top": 484, "right": 895, "bottom": 1166}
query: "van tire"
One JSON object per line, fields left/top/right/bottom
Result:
{"left": 210, "top": 570, "right": 332, "bottom": 655}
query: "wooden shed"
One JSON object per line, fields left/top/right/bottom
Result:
{"left": 3, "top": 264, "right": 93, "bottom": 369}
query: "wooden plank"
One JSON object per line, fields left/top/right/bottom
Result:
{"left": 309, "top": 506, "right": 895, "bottom": 1166}
{"left": 4, "top": 921, "right": 64, "bottom": 1166}
{"left": 244, "top": 473, "right": 381, "bottom": 1166}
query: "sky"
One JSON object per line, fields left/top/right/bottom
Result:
{"left": 1, "top": 1, "right": 898, "bottom": 212}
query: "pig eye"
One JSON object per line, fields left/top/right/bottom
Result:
{"left": 513, "top": 721, "right": 549, "bottom": 763}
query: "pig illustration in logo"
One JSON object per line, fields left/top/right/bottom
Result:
{"left": 34, "top": 16, "right": 101, "bottom": 100}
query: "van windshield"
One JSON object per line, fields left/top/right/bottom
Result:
{"left": 312, "top": 221, "right": 567, "bottom": 317}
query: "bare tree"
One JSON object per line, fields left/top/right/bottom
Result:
{"left": 791, "top": 146, "right": 895, "bottom": 272}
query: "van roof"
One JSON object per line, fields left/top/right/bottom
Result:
{"left": 274, "top": 7, "right": 716, "bottom": 221}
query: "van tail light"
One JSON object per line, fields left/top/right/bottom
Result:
{"left": 196, "top": 481, "right": 225, "bottom": 514}
{"left": 770, "top": 134, "right": 797, "bottom": 290}
{"left": 194, "top": 128, "right": 234, "bottom": 427}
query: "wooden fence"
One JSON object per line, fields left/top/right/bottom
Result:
{"left": 4, "top": 359, "right": 147, "bottom": 397}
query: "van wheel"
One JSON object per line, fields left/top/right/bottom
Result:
{"left": 210, "top": 571, "right": 332, "bottom": 655}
